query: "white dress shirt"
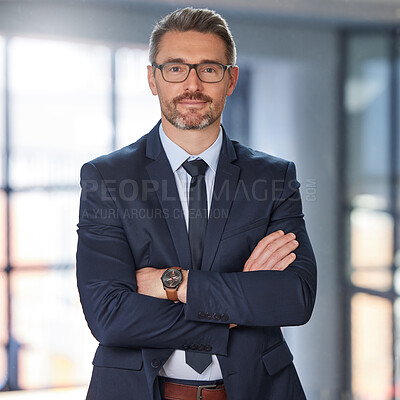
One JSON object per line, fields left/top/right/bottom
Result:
{"left": 158, "top": 123, "right": 224, "bottom": 381}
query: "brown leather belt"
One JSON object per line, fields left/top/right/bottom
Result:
{"left": 164, "top": 381, "right": 227, "bottom": 400}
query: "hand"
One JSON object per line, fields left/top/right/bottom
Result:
{"left": 136, "top": 267, "right": 188, "bottom": 303}
{"left": 136, "top": 267, "right": 166, "bottom": 299}
{"left": 243, "top": 230, "right": 298, "bottom": 272}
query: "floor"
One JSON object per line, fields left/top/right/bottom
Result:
{"left": 0, "top": 387, "right": 87, "bottom": 399}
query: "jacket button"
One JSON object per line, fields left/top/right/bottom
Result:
{"left": 183, "top": 344, "right": 190, "bottom": 350}
{"left": 197, "top": 344, "right": 205, "bottom": 351}
{"left": 151, "top": 359, "right": 161, "bottom": 368}
{"left": 198, "top": 311, "right": 205, "bottom": 319}
{"left": 190, "top": 344, "right": 198, "bottom": 350}
{"left": 213, "top": 313, "right": 221, "bottom": 320}
{"left": 205, "top": 312, "right": 212, "bottom": 320}
{"left": 221, "top": 313, "right": 229, "bottom": 322}
{"left": 205, "top": 345, "right": 212, "bottom": 352}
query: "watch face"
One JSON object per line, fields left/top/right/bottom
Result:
{"left": 162, "top": 268, "right": 183, "bottom": 289}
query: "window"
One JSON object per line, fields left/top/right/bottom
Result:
{"left": 0, "top": 33, "right": 250, "bottom": 393}
{"left": 116, "top": 47, "right": 160, "bottom": 147}
{"left": 0, "top": 36, "right": 159, "bottom": 391}
{"left": 342, "top": 32, "right": 399, "bottom": 399}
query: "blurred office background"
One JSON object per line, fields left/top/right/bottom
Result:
{"left": 0, "top": 0, "right": 399, "bottom": 399}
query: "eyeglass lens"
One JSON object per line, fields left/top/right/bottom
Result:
{"left": 162, "top": 63, "right": 225, "bottom": 82}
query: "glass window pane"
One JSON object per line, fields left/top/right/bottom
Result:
{"left": 351, "top": 270, "right": 392, "bottom": 292}
{"left": 10, "top": 191, "right": 80, "bottom": 268}
{"left": 0, "top": 272, "right": 7, "bottom": 342}
{"left": 12, "top": 269, "right": 97, "bottom": 389}
{"left": 0, "top": 191, "right": 7, "bottom": 269}
{"left": 394, "top": 298, "right": 400, "bottom": 397}
{"left": 0, "top": 36, "right": 4, "bottom": 189}
{"left": 351, "top": 293, "right": 393, "bottom": 399}
{"left": 116, "top": 47, "right": 160, "bottom": 148}
{"left": 8, "top": 37, "right": 113, "bottom": 189}
{"left": 345, "top": 35, "right": 391, "bottom": 207}
{"left": 0, "top": 272, "right": 6, "bottom": 388}
{"left": 396, "top": 224, "right": 400, "bottom": 271}
{"left": 0, "top": 344, "right": 5, "bottom": 390}
{"left": 397, "top": 37, "right": 400, "bottom": 220}
{"left": 397, "top": 58, "right": 400, "bottom": 286}
{"left": 392, "top": 269, "right": 400, "bottom": 295}
{"left": 350, "top": 208, "right": 394, "bottom": 269}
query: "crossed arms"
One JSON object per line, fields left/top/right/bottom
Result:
{"left": 76, "top": 161, "right": 317, "bottom": 355}
{"left": 136, "top": 230, "right": 299, "bottom": 304}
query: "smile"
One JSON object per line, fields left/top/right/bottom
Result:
{"left": 177, "top": 100, "right": 208, "bottom": 108}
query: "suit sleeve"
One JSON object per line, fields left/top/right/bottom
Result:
{"left": 184, "top": 161, "right": 317, "bottom": 327}
{"left": 76, "top": 162, "right": 229, "bottom": 354}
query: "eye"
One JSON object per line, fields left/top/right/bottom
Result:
{"left": 201, "top": 65, "right": 218, "bottom": 74}
{"left": 165, "top": 64, "right": 185, "bottom": 73}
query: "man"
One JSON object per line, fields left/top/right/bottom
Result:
{"left": 76, "top": 7, "right": 317, "bottom": 400}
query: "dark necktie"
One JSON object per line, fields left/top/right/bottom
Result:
{"left": 182, "top": 158, "right": 212, "bottom": 374}
{"left": 182, "top": 159, "right": 208, "bottom": 270}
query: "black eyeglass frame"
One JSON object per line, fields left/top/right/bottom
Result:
{"left": 151, "top": 62, "right": 235, "bottom": 83}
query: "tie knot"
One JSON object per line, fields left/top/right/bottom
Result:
{"left": 182, "top": 159, "right": 208, "bottom": 177}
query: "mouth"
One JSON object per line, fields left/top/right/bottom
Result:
{"left": 174, "top": 93, "right": 212, "bottom": 109}
{"left": 177, "top": 100, "right": 208, "bottom": 108}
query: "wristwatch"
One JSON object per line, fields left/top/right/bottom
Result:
{"left": 161, "top": 267, "right": 183, "bottom": 301}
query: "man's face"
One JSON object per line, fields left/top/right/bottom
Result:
{"left": 148, "top": 30, "right": 238, "bottom": 131}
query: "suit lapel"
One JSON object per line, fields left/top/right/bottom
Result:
{"left": 201, "top": 131, "right": 240, "bottom": 271}
{"left": 145, "top": 123, "right": 192, "bottom": 268}
{"left": 144, "top": 122, "right": 240, "bottom": 271}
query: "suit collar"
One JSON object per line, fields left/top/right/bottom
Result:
{"left": 145, "top": 121, "right": 240, "bottom": 271}
{"left": 201, "top": 129, "right": 240, "bottom": 271}
{"left": 220, "top": 124, "right": 238, "bottom": 163}
{"left": 145, "top": 124, "right": 192, "bottom": 268}
{"left": 159, "top": 123, "right": 223, "bottom": 174}
{"left": 145, "top": 120, "right": 163, "bottom": 160}
{"left": 146, "top": 120, "right": 237, "bottom": 163}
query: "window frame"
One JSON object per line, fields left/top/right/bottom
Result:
{"left": 339, "top": 28, "right": 400, "bottom": 399}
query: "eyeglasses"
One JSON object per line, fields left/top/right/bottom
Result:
{"left": 152, "top": 62, "right": 234, "bottom": 83}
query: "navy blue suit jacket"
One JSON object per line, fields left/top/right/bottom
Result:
{"left": 76, "top": 121, "right": 317, "bottom": 399}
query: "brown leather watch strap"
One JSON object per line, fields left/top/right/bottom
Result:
{"left": 162, "top": 267, "right": 183, "bottom": 301}
{"left": 165, "top": 287, "right": 179, "bottom": 302}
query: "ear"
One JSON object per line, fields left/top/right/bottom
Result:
{"left": 147, "top": 65, "right": 158, "bottom": 96}
{"left": 226, "top": 66, "right": 239, "bottom": 97}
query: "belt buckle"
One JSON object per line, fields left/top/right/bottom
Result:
{"left": 196, "top": 384, "right": 217, "bottom": 400}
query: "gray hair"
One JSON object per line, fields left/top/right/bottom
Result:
{"left": 149, "top": 7, "right": 236, "bottom": 65}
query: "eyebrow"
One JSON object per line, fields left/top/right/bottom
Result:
{"left": 162, "top": 57, "right": 225, "bottom": 64}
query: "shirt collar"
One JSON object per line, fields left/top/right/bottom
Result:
{"left": 159, "top": 123, "right": 222, "bottom": 173}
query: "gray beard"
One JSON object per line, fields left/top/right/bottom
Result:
{"left": 162, "top": 108, "right": 216, "bottom": 130}
{"left": 158, "top": 89, "right": 226, "bottom": 130}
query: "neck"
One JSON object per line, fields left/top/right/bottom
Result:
{"left": 161, "top": 116, "right": 221, "bottom": 155}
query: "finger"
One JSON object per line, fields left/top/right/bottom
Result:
{"left": 246, "top": 230, "right": 285, "bottom": 262}
{"left": 244, "top": 232, "right": 284, "bottom": 271}
{"left": 245, "top": 238, "right": 298, "bottom": 271}
{"left": 246, "top": 234, "right": 297, "bottom": 271}
{"left": 271, "top": 252, "right": 297, "bottom": 271}
{"left": 264, "top": 233, "right": 297, "bottom": 255}
{"left": 263, "top": 240, "right": 298, "bottom": 270}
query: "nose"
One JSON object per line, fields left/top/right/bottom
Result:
{"left": 183, "top": 66, "right": 203, "bottom": 91}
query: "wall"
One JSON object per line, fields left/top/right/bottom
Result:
{"left": 237, "top": 20, "right": 340, "bottom": 398}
